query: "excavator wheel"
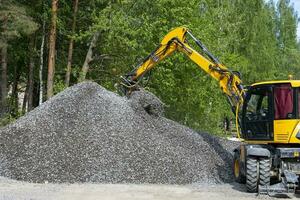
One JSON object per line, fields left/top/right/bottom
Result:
{"left": 233, "top": 151, "right": 246, "bottom": 183}
{"left": 246, "top": 157, "right": 258, "bottom": 193}
{"left": 259, "top": 158, "right": 271, "bottom": 186}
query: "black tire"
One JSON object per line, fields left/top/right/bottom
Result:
{"left": 259, "top": 158, "right": 271, "bottom": 186}
{"left": 246, "top": 157, "right": 258, "bottom": 193}
{"left": 233, "top": 151, "right": 246, "bottom": 183}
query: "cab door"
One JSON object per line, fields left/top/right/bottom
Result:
{"left": 273, "top": 84, "right": 297, "bottom": 143}
{"left": 242, "top": 86, "right": 273, "bottom": 140}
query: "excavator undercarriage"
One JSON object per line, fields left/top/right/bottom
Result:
{"left": 234, "top": 144, "right": 300, "bottom": 194}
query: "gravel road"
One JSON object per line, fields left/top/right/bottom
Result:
{"left": 0, "top": 178, "right": 298, "bottom": 200}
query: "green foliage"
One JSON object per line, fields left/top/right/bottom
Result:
{"left": 83, "top": 0, "right": 300, "bottom": 134}
{"left": 0, "top": 1, "right": 39, "bottom": 43}
{"left": 54, "top": 78, "right": 67, "bottom": 94}
{"left": 0, "top": 114, "right": 15, "bottom": 127}
{"left": 2, "top": 0, "right": 300, "bottom": 135}
{"left": 0, "top": 111, "right": 22, "bottom": 127}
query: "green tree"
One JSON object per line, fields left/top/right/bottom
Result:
{"left": 0, "top": 0, "right": 38, "bottom": 116}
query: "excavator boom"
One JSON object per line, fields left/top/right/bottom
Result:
{"left": 121, "top": 27, "right": 245, "bottom": 115}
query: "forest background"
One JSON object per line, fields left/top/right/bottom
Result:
{"left": 0, "top": 0, "right": 299, "bottom": 134}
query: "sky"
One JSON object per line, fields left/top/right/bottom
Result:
{"left": 272, "top": 0, "right": 300, "bottom": 40}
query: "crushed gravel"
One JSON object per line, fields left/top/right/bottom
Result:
{"left": 0, "top": 82, "right": 239, "bottom": 184}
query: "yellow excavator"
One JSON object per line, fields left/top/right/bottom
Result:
{"left": 119, "top": 27, "right": 300, "bottom": 194}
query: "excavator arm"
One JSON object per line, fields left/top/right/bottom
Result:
{"left": 120, "top": 27, "right": 245, "bottom": 116}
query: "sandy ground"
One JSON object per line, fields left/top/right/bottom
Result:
{"left": 0, "top": 179, "right": 299, "bottom": 200}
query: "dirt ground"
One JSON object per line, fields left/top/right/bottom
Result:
{"left": 0, "top": 179, "right": 299, "bottom": 200}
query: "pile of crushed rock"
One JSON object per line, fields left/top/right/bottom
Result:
{"left": 0, "top": 82, "right": 239, "bottom": 184}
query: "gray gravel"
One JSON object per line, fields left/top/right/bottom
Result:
{"left": 0, "top": 82, "right": 239, "bottom": 184}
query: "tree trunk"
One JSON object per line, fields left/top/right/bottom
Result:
{"left": 78, "top": 32, "right": 100, "bottom": 82}
{"left": 0, "top": 44, "right": 7, "bottom": 115}
{"left": 11, "top": 65, "right": 20, "bottom": 117}
{"left": 22, "top": 84, "right": 28, "bottom": 114}
{"left": 39, "top": 18, "right": 46, "bottom": 105}
{"left": 47, "top": 0, "right": 58, "bottom": 99}
{"left": 28, "top": 37, "right": 35, "bottom": 111}
{"left": 0, "top": 15, "right": 8, "bottom": 115}
{"left": 65, "top": 0, "right": 79, "bottom": 87}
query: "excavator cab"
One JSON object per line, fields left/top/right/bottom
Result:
{"left": 235, "top": 81, "right": 300, "bottom": 194}
{"left": 241, "top": 81, "right": 300, "bottom": 144}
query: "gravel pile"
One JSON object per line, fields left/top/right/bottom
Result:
{"left": 0, "top": 82, "right": 239, "bottom": 184}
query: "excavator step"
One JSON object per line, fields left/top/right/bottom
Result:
{"left": 258, "top": 182, "right": 297, "bottom": 195}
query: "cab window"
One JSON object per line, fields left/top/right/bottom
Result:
{"left": 274, "top": 84, "right": 294, "bottom": 120}
{"left": 246, "top": 90, "right": 270, "bottom": 121}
